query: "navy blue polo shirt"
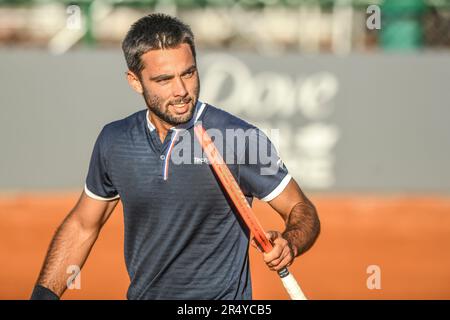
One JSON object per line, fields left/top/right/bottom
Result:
{"left": 85, "top": 100, "right": 291, "bottom": 300}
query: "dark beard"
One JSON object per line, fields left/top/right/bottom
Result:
{"left": 142, "top": 84, "right": 200, "bottom": 126}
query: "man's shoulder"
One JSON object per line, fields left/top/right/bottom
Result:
{"left": 97, "top": 109, "right": 146, "bottom": 146}
{"left": 101, "top": 109, "right": 145, "bottom": 136}
{"left": 203, "top": 103, "right": 255, "bottom": 131}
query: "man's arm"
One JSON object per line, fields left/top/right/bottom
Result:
{"left": 31, "top": 191, "right": 119, "bottom": 299}
{"left": 252, "top": 178, "right": 320, "bottom": 272}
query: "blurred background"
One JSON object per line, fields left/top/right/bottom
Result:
{"left": 1, "top": 0, "right": 450, "bottom": 299}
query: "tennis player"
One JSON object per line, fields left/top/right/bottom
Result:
{"left": 30, "top": 13, "right": 320, "bottom": 300}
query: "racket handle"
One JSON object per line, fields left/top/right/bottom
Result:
{"left": 278, "top": 268, "right": 307, "bottom": 300}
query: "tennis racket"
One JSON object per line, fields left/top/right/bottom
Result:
{"left": 194, "top": 124, "right": 307, "bottom": 300}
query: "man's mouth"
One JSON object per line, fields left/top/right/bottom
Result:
{"left": 171, "top": 100, "right": 191, "bottom": 114}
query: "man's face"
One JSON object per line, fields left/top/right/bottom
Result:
{"left": 138, "top": 43, "right": 200, "bottom": 126}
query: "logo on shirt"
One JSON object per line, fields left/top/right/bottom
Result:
{"left": 194, "top": 157, "right": 210, "bottom": 165}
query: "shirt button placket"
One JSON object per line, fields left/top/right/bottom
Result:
{"left": 160, "top": 154, "right": 166, "bottom": 179}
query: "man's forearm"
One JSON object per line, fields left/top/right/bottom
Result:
{"left": 282, "top": 201, "right": 320, "bottom": 257}
{"left": 34, "top": 213, "right": 100, "bottom": 297}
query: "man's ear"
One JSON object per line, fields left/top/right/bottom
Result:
{"left": 126, "top": 71, "right": 143, "bottom": 94}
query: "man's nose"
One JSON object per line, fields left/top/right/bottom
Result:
{"left": 172, "top": 77, "right": 188, "bottom": 97}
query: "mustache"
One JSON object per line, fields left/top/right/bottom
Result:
{"left": 169, "top": 97, "right": 192, "bottom": 105}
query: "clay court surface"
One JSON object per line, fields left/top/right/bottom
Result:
{"left": 1, "top": 193, "right": 450, "bottom": 300}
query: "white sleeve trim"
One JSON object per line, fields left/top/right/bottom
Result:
{"left": 260, "top": 174, "right": 292, "bottom": 202}
{"left": 84, "top": 184, "right": 120, "bottom": 201}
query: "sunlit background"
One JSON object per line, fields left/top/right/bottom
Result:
{"left": 1, "top": 0, "right": 450, "bottom": 300}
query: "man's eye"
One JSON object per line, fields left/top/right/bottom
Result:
{"left": 183, "top": 70, "right": 195, "bottom": 78}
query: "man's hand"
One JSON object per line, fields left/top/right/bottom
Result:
{"left": 250, "top": 231, "right": 297, "bottom": 272}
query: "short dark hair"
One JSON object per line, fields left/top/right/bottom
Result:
{"left": 122, "top": 13, "right": 196, "bottom": 77}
